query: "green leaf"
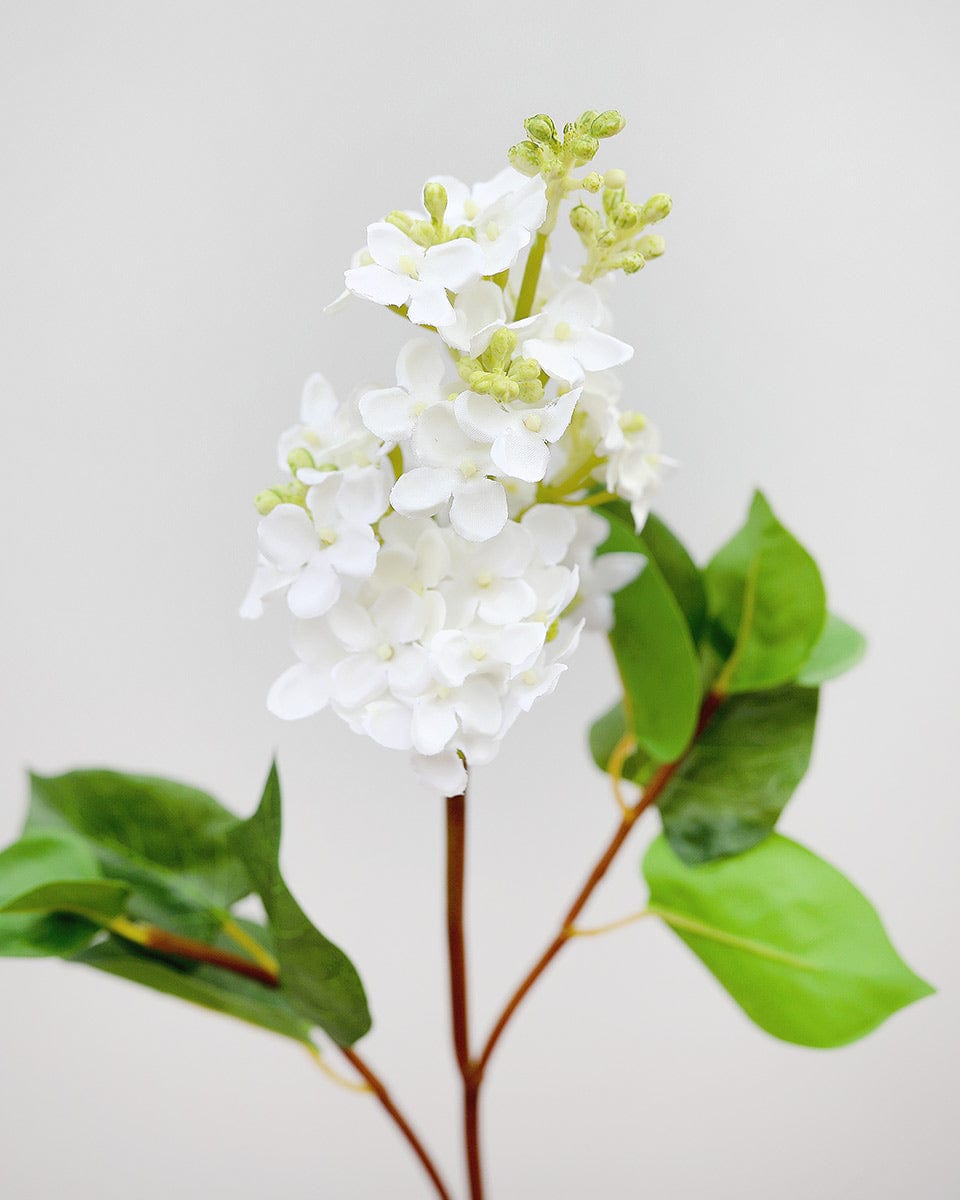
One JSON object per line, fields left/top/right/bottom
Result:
{"left": 705, "top": 492, "right": 826, "bottom": 693}
{"left": 599, "top": 507, "right": 702, "bottom": 762}
{"left": 658, "top": 686, "right": 819, "bottom": 864}
{"left": 1, "top": 879, "right": 130, "bottom": 920}
{"left": 75, "top": 934, "right": 314, "bottom": 1047}
{"left": 797, "top": 613, "right": 867, "bottom": 686}
{"left": 588, "top": 701, "right": 658, "bottom": 786}
{"left": 639, "top": 513, "right": 707, "bottom": 641}
{"left": 229, "top": 763, "right": 371, "bottom": 1046}
{"left": 26, "top": 770, "right": 250, "bottom": 934}
{"left": 643, "top": 834, "right": 933, "bottom": 1047}
{"left": 0, "top": 830, "right": 105, "bottom": 957}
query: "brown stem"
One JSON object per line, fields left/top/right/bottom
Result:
{"left": 339, "top": 1047, "right": 454, "bottom": 1200}
{"left": 118, "top": 922, "right": 281, "bottom": 988}
{"left": 446, "top": 790, "right": 484, "bottom": 1200}
{"left": 475, "top": 690, "right": 722, "bottom": 1076}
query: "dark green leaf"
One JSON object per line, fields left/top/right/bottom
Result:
{"left": 27, "top": 770, "right": 250, "bottom": 934}
{"left": 599, "top": 508, "right": 702, "bottom": 762}
{"left": 798, "top": 613, "right": 867, "bottom": 686}
{"left": 1, "top": 879, "right": 130, "bottom": 920}
{"left": 76, "top": 935, "right": 314, "bottom": 1047}
{"left": 658, "top": 686, "right": 819, "bottom": 863}
{"left": 0, "top": 831, "right": 104, "bottom": 957}
{"left": 705, "top": 491, "right": 826, "bottom": 693}
{"left": 643, "top": 834, "right": 933, "bottom": 1047}
{"left": 588, "top": 701, "right": 657, "bottom": 786}
{"left": 229, "top": 763, "right": 371, "bottom": 1046}
{"left": 639, "top": 513, "right": 707, "bottom": 641}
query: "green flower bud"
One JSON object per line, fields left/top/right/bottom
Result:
{"left": 641, "top": 193, "right": 672, "bottom": 224}
{"left": 423, "top": 181, "right": 448, "bottom": 226}
{"left": 254, "top": 489, "right": 282, "bottom": 515}
{"left": 508, "top": 140, "right": 543, "bottom": 177}
{"left": 524, "top": 113, "right": 557, "bottom": 145}
{"left": 591, "top": 110, "right": 626, "bottom": 138}
{"left": 636, "top": 233, "right": 666, "bottom": 259}
{"left": 516, "top": 379, "right": 545, "bottom": 405}
{"left": 483, "top": 327, "right": 518, "bottom": 372}
{"left": 603, "top": 168, "right": 627, "bottom": 189}
{"left": 490, "top": 375, "right": 520, "bottom": 402}
{"left": 577, "top": 110, "right": 599, "bottom": 132}
{"left": 620, "top": 251, "right": 646, "bottom": 274}
{"left": 457, "top": 357, "right": 481, "bottom": 384}
{"left": 598, "top": 229, "right": 618, "bottom": 248}
{"left": 612, "top": 202, "right": 641, "bottom": 230}
{"left": 407, "top": 219, "right": 438, "bottom": 248}
{"left": 287, "top": 447, "right": 316, "bottom": 473}
{"left": 602, "top": 186, "right": 626, "bottom": 216}
{"left": 385, "top": 210, "right": 414, "bottom": 234}
{"left": 450, "top": 224, "right": 477, "bottom": 241}
{"left": 566, "top": 132, "right": 599, "bottom": 164}
{"left": 570, "top": 204, "right": 601, "bottom": 236}
{"left": 508, "top": 357, "right": 542, "bottom": 382}
{"left": 581, "top": 172, "right": 603, "bottom": 193}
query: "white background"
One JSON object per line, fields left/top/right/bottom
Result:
{"left": 1, "top": 2, "right": 957, "bottom": 1197}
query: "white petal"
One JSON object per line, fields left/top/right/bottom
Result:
{"left": 367, "top": 222, "right": 420, "bottom": 273}
{"left": 491, "top": 425, "right": 550, "bottom": 483}
{"left": 332, "top": 653, "right": 388, "bottom": 707}
{"left": 396, "top": 336, "right": 447, "bottom": 395}
{"left": 419, "top": 238, "right": 483, "bottom": 291}
{"left": 326, "top": 526, "right": 379, "bottom": 578}
{"left": 411, "top": 697, "right": 458, "bottom": 757}
{"left": 287, "top": 556, "right": 341, "bottom": 618}
{"left": 440, "top": 281, "right": 507, "bottom": 354}
{"left": 481, "top": 520, "right": 535, "bottom": 576}
{"left": 361, "top": 700, "right": 414, "bottom": 750}
{"left": 412, "top": 403, "right": 474, "bottom": 465}
{"left": 454, "top": 391, "right": 510, "bottom": 443}
{"left": 326, "top": 599, "right": 377, "bottom": 651}
{"left": 450, "top": 476, "right": 508, "bottom": 542}
{"left": 521, "top": 338, "right": 584, "bottom": 385}
{"left": 574, "top": 328, "right": 634, "bottom": 372}
{"left": 539, "top": 388, "right": 581, "bottom": 442}
{"left": 300, "top": 373, "right": 338, "bottom": 427}
{"left": 359, "top": 386, "right": 414, "bottom": 441}
{"left": 267, "top": 663, "right": 332, "bottom": 720}
{"left": 497, "top": 622, "right": 547, "bottom": 669}
{"left": 388, "top": 645, "right": 434, "bottom": 697}
{"left": 337, "top": 464, "right": 392, "bottom": 524}
{"left": 258, "top": 505, "right": 317, "bottom": 571}
{"left": 477, "top": 578, "right": 537, "bottom": 624}
{"left": 305, "top": 473, "right": 342, "bottom": 528}
{"left": 391, "top": 466, "right": 454, "bottom": 516}
{"left": 521, "top": 505, "right": 577, "bottom": 565}
{"left": 593, "top": 551, "right": 646, "bottom": 593}
{"left": 371, "top": 585, "right": 428, "bottom": 644}
{"left": 548, "top": 282, "right": 605, "bottom": 329}
{"left": 411, "top": 749, "right": 467, "bottom": 795}
{"left": 454, "top": 678, "right": 502, "bottom": 737}
{"left": 240, "top": 560, "right": 287, "bottom": 619}
{"left": 407, "top": 280, "right": 456, "bottom": 328}
{"left": 344, "top": 263, "right": 410, "bottom": 307}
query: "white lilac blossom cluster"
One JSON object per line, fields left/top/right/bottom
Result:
{"left": 243, "top": 112, "right": 672, "bottom": 792}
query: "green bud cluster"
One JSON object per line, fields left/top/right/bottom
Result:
{"left": 508, "top": 108, "right": 627, "bottom": 180}
{"left": 384, "top": 182, "right": 476, "bottom": 249}
{"left": 456, "top": 328, "right": 544, "bottom": 404}
{"left": 571, "top": 172, "right": 672, "bottom": 281}
{"left": 254, "top": 477, "right": 309, "bottom": 514}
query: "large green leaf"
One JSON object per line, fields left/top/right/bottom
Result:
{"left": 76, "top": 931, "right": 314, "bottom": 1047}
{"left": 0, "top": 830, "right": 105, "bottom": 957}
{"left": 658, "top": 686, "right": 819, "bottom": 863}
{"left": 705, "top": 492, "right": 826, "bottom": 693}
{"left": 1, "top": 879, "right": 130, "bottom": 920}
{"left": 588, "top": 700, "right": 657, "bottom": 786}
{"left": 798, "top": 613, "right": 867, "bottom": 686}
{"left": 599, "top": 508, "right": 702, "bottom": 762}
{"left": 27, "top": 770, "right": 250, "bottom": 934}
{"left": 229, "top": 764, "right": 371, "bottom": 1046}
{"left": 643, "top": 834, "right": 933, "bottom": 1047}
{"left": 639, "top": 513, "right": 707, "bottom": 641}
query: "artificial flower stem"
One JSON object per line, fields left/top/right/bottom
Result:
{"left": 338, "top": 1047, "right": 456, "bottom": 1200}
{"left": 474, "top": 690, "right": 724, "bottom": 1076}
{"left": 107, "top": 916, "right": 280, "bottom": 988}
{"left": 446, "top": 787, "right": 485, "bottom": 1200}
{"left": 512, "top": 231, "right": 548, "bottom": 322}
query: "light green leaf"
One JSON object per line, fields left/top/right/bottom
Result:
{"left": 658, "top": 686, "right": 819, "bottom": 863}
{"left": 639, "top": 513, "right": 707, "bottom": 641}
{"left": 798, "top": 613, "right": 867, "bottom": 686}
{"left": 1, "top": 879, "right": 130, "bottom": 920}
{"left": 705, "top": 492, "right": 826, "bottom": 693}
{"left": 229, "top": 763, "right": 371, "bottom": 1047}
{"left": 643, "top": 834, "right": 933, "bottom": 1047}
{"left": 588, "top": 701, "right": 657, "bottom": 786}
{"left": 0, "top": 830, "right": 105, "bottom": 957}
{"left": 27, "top": 770, "right": 250, "bottom": 935}
{"left": 600, "top": 507, "right": 702, "bottom": 762}
{"left": 76, "top": 934, "right": 314, "bottom": 1047}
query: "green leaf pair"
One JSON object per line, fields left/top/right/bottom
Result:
{"left": 0, "top": 766, "right": 371, "bottom": 1049}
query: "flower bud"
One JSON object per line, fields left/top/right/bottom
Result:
{"left": 509, "top": 357, "right": 542, "bottom": 382}
{"left": 591, "top": 110, "right": 626, "bottom": 138}
{"left": 566, "top": 132, "right": 599, "bottom": 164}
{"left": 450, "top": 224, "right": 477, "bottom": 241}
{"left": 576, "top": 110, "right": 599, "bottom": 132}
{"left": 508, "top": 140, "right": 543, "bottom": 177}
{"left": 422, "top": 182, "right": 448, "bottom": 226}
{"left": 484, "top": 327, "right": 518, "bottom": 372}
{"left": 385, "top": 210, "right": 414, "bottom": 234}
{"left": 516, "top": 379, "right": 545, "bottom": 405}
{"left": 523, "top": 113, "right": 557, "bottom": 146}
{"left": 641, "top": 193, "right": 672, "bottom": 224}
{"left": 603, "top": 168, "right": 627, "bottom": 189}
{"left": 602, "top": 186, "right": 626, "bottom": 216}
{"left": 581, "top": 172, "right": 603, "bottom": 193}
{"left": 620, "top": 251, "right": 646, "bottom": 274}
{"left": 287, "top": 447, "right": 316, "bottom": 473}
{"left": 570, "top": 204, "right": 600, "bottom": 236}
{"left": 612, "top": 202, "right": 641, "bottom": 230}
{"left": 636, "top": 233, "right": 666, "bottom": 259}
{"left": 254, "top": 489, "right": 282, "bottom": 515}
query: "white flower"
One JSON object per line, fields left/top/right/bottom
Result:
{"left": 431, "top": 168, "right": 547, "bottom": 275}
{"left": 500, "top": 618, "right": 585, "bottom": 729}
{"left": 406, "top": 675, "right": 503, "bottom": 757}
{"left": 278, "top": 373, "right": 381, "bottom": 479}
{"left": 430, "top": 621, "right": 547, "bottom": 687}
{"left": 390, "top": 405, "right": 508, "bottom": 542}
{"left": 512, "top": 282, "right": 633, "bottom": 384}
{"left": 454, "top": 387, "right": 581, "bottom": 484}
{"left": 256, "top": 468, "right": 389, "bottom": 619}
{"left": 604, "top": 420, "right": 672, "bottom": 531}
{"left": 438, "top": 281, "right": 507, "bottom": 356}
{"left": 344, "top": 222, "right": 483, "bottom": 328}
{"left": 565, "top": 509, "right": 645, "bottom": 632}
{"left": 358, "top": 338, "right": 451, "bottom": 446}
{"left": 441, "top": 521, "right": 537, "bottom": 626}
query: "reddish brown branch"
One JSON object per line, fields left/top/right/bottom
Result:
{"left": 138, "top": 925, "right": 280, "bottom": 988}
